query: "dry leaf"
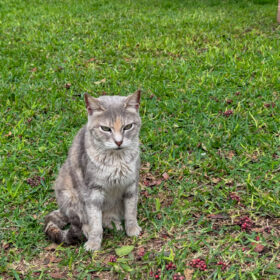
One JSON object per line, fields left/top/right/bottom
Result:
{"left": 211, "top": 177, "right": 221, "bottom": 184}
{"left": 43, "top": 257, "right": 50, "bottom": 265}
{"left": 197, "top": 142, "right": 207, "bottom": 151}
{"left": 94, "top": 78, "right": 106, "bottom": 85}
{"left": 252, "top": 243, "right": 265, "bottom": 253}
{"left": 162, "top": 172, "right": 169, "bottom": 180}
{"left": 156, "top": 213, "right": 162, "bottom": 220}
{"left": 50, "top": 256, "right": 63, "bottom": 263}
{"left": 226, "top": 150, "right": 235, "bottom": 160}
{"left": 2, "top": 242, "right": 10, "bottom": 250}
{"left": 141, "top": 162, "right": 151, "bottom": 172}
{"left": 208, "top": 214, "right": 228, "bottom": 220}
{"left": 251, "top": 228, "right": 264, "bottom": 233}
{"left": 65, "top": 83, "right": 71, "bottom": 89}
{"left": 49, "top": 272, "right": 65, "bottom": 279}
{"left": 143, "top": 179, "right": 162, "bottom": 187}
{"left": 142, "top": 173, "right": 162, "bottom": 187}
{"left": 45, "top": 243, "right": 58, "bottom": 251}
{"left": 4, "top": 131, "right": 12, "bottom": 137}
{"left": 184, "top": 268, "right": 194, "bottom": 280}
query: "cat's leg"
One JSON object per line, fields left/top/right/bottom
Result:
{"left": 62, "top": 208, "right": 84, "bottom": 244}
{"left": 44, "top": 209, "right": 69, "bottom": 243}
{"left": 123, "top": 183, "right": 142, "bottom": 236}
{"left": 83, "top": 192, "right": 104, "bottom": 252}
{"left": 64, "top": 224, "right": 84, "bottom": 244}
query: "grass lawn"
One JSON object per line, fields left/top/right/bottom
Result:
{"left": 1, "top": 0, "right": 280, "bottom": 279}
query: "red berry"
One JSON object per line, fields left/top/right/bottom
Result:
{"left": 190, "top": 259, "right": 207, "bottom": 271}
{"left": 264, "top": 227, "right": 271, "bottom": 233}
{"left": 109, "top": 255, "right": 117, "bottom": 262}
{"left": 223, "top": 110, "right": 233, "bottom": 117}
{"left": 166, "top": 262, "right": 176, "bottom": 270}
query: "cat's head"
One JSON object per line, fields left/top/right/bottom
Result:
{"left": 84, "top": 90, "right": 141, "bottom": 151}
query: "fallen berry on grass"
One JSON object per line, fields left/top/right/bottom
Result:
{"left": 173, "top": 273, "right": 185, "bottom": 280}
{"left": 217, "top": 261, "right": 228, "bottom": 271}
{"left": 109, "top": 255, "right": 117, "bottom": 262}
{"left": 223, "top": 110, "right": 233, "bottom": 117}
{"left": 264, "top": 227, "right": 271, "bottom": 233}
{"left": 264, "top": 103, "right": 275, "bottom": 108}
{"left": 166, "top": 262, "right": 176, "bottom": 270}
{"left": 236, "top": 216, "right": 253, "bottom": 231}
{"left": 229, "top": 192, "right": 240, "bottom": 203}
{"left": 242, "top": 247, "right": 249, "bottom": 252}
{"left": 138, "top": 247, "right": 145, "bottom": 257}
{"left": 26, "top": 176, "right": 45, "bottom": 187}
{"left": 136, "top": 247, "right": 145, "bottom": 260}
{"left": 190, "top": 259, "right": 207, "bottom": 271}
{"left": 150, "top": 269, "right": 161, "bottom": 279}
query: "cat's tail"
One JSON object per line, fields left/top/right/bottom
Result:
{"left": 44, "top": 210, "right": 82, "bottom": 245}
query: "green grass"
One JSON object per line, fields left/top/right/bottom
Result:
{"left": 1, "top": 0, "right": 280, "bottom": 279}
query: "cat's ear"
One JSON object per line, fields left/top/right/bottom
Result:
{"left": 84, "top": 93, "right": 104, "bottom": 115}
{"left": 125, "top": 89, "right": 141, "bottom": 111}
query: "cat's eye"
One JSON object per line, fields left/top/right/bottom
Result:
{"left": 123, "top": 124, "right": 133, "bottom": 130}
{"left": 101, "top": 126, "right": 111, "bottom": 132}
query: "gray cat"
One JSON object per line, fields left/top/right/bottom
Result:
{"left": 44, "top": 90, "right": 142, "bottom": 251}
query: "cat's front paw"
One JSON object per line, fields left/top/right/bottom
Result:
{"left": 126, "top": 223, "right": 142, "bottom": 237}
{"left": 84, "top": 240, "right": 101, "bottom": 252}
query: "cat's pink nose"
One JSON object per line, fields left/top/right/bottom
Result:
{"left": 115, "top": 140, "right": 123, "bottom": 147}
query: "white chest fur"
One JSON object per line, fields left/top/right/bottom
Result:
{"left": 87, "top": 149, "right": 139, "bottom": 211}
{"left": 86, "top": 147, "right": 139, "bottom": 188}
{"left": 97, "top": 156, "right": 137, "bottom": 188}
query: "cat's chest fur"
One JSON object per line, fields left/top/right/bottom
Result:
{"left": 86, "top": 150, "right": 139, "bottom": 192}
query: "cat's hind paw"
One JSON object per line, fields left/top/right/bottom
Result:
{"left": 126, "top": 224, "right": 142, "bottom": 237}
